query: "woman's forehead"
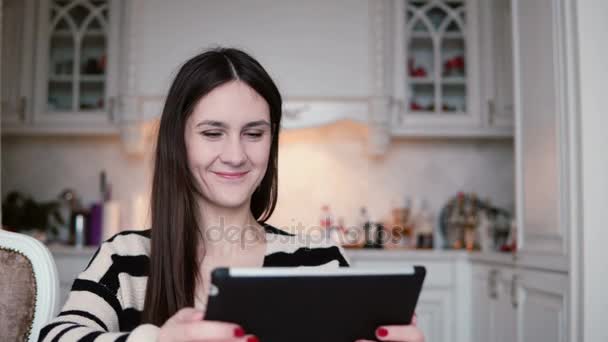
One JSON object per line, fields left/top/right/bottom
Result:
{"left": 190, "top": 81, "right": 270, "bottom": 124}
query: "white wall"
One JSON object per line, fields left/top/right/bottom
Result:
{"left": 1, "top": 126, "right": 514, "bottom": 233}
{"left": 134, "top": 0, "right": 370, "bottom": 98}
{"left": 575, "top": 0, "right": 608, "bottom": 341}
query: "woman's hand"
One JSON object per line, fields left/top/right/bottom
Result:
{"left": 158, "top": 308, "right": 258, "bottom": 342}
{"left": 355, "top": 314, "right": 425, "bottom": 342}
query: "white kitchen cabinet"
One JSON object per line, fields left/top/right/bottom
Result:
{"left": 1, "top": 0, "right": 36, "bottom": 127}
{"left": 471, "top": 263, "right": 492, "bottom": 342}
{"left": 392, "top": 0, "right": 481, "bottom": 130}
{"left": 512, "top": 0, "right": 572, "bottom": 271}
{"left": 369, "top": 0, "right": 512, "bottom": 138}
{"left": 472, "top": 263, "right": 517, "bottom": 342}
{"left": 517, "top": 268, "right": 568, "bottom": 342}
{"left": 34, "top": 0, "right": 122, "bottom": 129}
{"left": 3, "top": 0, "right": 123, "bottom": 136}
{"left": 471, "top": 0, "right": 579, "bottom": 338}
{"left": 416, "top": 288, "right": 451, "bottom": 342}
{"left": 479, "top": 0, "right": 514, "bottom": 129}
{"left": 346, "top": 249, "right": 471, "bottom": 342}
{"left": 471, "top": 259, "right": 569, "bottom": 342}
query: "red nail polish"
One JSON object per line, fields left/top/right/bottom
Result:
{"left": 247, "top": 336, "right": 259, "bottom": 342}
{"left": 376, "top": 327, "right": 388, "bottom": 337}
{"left": 234, "top": 327, "right": 245, "bottom": 337}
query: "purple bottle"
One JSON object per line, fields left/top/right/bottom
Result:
{"left": 88, "top": 203, "right": 103, "bottom": 246}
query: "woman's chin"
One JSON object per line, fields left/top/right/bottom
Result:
{"left": 211, "top": 195, "right": 250, "bottom": 210}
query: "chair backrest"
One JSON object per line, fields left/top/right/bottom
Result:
{"left": 0, "top": 229, "right": 60, "bottom": 342}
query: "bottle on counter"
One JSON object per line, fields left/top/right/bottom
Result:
{"left": 374, "top": 222, "right": 385, "bottom": 249}
{"left": 56, "top": 188, "right": 81, "bottom": 243}
{"left": 385, "top": 197, "right": 409, "bottom": 249}
{"left": 342, "top": 208, "right": 366, "bottom": 248}
{"left": 71, "top": 211, "right": 88, "bottom": 248}
{"left": 332, "top": 216, "right": 346, "bottom": 245}
{"left": 319, "top": 204, "right": 334, "bottom": 240}
{"left": 415, "top": 199, "right": 435, "bottom": 249}
{"left": 358, "top": 207, "right": 375, "bottom": 248}
{"left": 477, "top": 210, "right": 493, "bottom": 252}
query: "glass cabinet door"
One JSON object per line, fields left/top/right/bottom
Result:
{"left": 404, "top": 0, "right": 471, "bottom": 119}
{"left": 35, "top": 0, "right": 117, "bottom": 126}
{"left": 48, "top": 0, "right": 108, "bottom": 112}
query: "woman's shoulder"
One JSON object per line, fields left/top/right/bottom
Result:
{"left": 262, "top": 223, "right": 350, "bottom": 267}
{"left": 101, "top": 229, "right": 151, "bottom": 255}
{"left": 79, "top": 229, "right": 151, "bottom": 280}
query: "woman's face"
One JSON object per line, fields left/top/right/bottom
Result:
{"left": 185, "top": 81, "right": 272, "bottom": 211}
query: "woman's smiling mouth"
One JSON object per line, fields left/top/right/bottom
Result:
{"left": 212, "top": 171, "right": 250, "bottom": 180}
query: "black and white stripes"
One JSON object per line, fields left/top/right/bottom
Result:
{"left": 39, "top": 224, "right": 349, "bottom": 341}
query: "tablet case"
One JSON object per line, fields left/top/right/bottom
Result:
{"left": 204, "top": 266, "right": 426, "bottom": 342}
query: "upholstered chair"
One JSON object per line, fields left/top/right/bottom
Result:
{"left": 0, "top": 228, "right": 60, "bottom": 342}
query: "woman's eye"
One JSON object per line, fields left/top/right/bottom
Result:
{"left": 244, "top": 131, "right": 264, "bottom": 139}
{"left": 200, "top": 131, "right": 222, "bottom": 138}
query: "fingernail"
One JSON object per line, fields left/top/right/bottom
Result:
{"left": 376, "top": 327, "right": 388, "bottom": 338}
{"left": 234, "top": 327, "right": 245, "bottom": 337}
{"left": 247, "top": 336, "right": 259, "bottom": 342}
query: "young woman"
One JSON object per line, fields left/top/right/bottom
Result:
{"left": 39, "top": 48, "right": 424, "bottom": 342}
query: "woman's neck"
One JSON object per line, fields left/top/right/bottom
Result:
{"left": 197, "top": 203, "right": 265, "bottom": 256}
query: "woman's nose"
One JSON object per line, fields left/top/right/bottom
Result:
{"left": 219, "top": 137, "right": 247, "bottom": 166}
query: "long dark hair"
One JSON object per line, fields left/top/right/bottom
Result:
{"left": 142, "top": 47, "right": 282, "bottom": 325}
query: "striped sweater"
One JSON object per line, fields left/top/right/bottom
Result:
{"left": 39, "top": 224, "right": 350, "bottom": 341}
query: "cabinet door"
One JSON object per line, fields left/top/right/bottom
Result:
{"left": 1, "top": 0, "right": 35, "bottom": 126}
{"left": 494, "top": 267, "right": 517, "bottom": 342}
{"left": 391, "top": 0, "right": 482, "bottom": 133}
{"left": 416, "top": 288, "right": 451, "bottom": 342}
{"left": 516, "top": 269, "right": 568, "bottom": 342}
{"left": 471, "top": 264, "right": 517, "bottom": 342}
{"left": 480, "top": 0, "right": 514, "bottom": 129}
{"left": 33, "top": 0, "right": 121, "bottom": 128}
{"left": 513, "top": 0, "right": 569, "bottom": 270}
{"left": 471, "top": 264, "right": 492, "bottom": 342}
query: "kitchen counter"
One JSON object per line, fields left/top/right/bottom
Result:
{"left": 344, "top": 247, "right": 515, "bottom": 265}
{"left": 344, "top": 248, "right": 470, "bottom": 261}
{"left": 47, "top": 243, "right": 97, "bottom": 256}
{"left": 467, "top": 250, "right": 516, "bottom": 266}
{"left": 47, "top": 243, "right": 515, "bottom": 265}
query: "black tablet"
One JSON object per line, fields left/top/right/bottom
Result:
{"left": 204, "top": 266, "right": 426, "bottom": 342}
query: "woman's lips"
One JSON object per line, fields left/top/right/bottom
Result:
{"left": 213, "top": 171, "right": 249, "bottom": 180}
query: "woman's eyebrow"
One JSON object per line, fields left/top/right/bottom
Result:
{"left": 243, "top": 120, "right": 271, "bottom": 129}
{"left": 196, "top": 120, "right": 226, "bottom": 128}
{"left": 196, "top": 120, "right": 271, "bottom": 129}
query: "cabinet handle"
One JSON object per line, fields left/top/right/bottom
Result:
{"left": 19, "top": 97, "right": 27, "bottom": 122}
{"left": 487, "top": 100, "right": 495, "bottom": 125}
{"left": 511, "top": 275, "right": 518, "bottom": 308}
{"left": 108, "top": 97, "right": 116, "bottom": 123}
{"left": 488, "top": 269, "right": 498, "bottom": 299}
